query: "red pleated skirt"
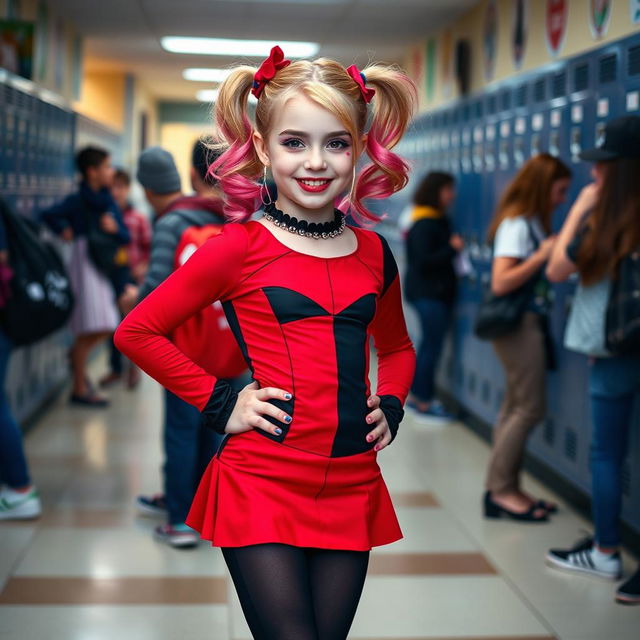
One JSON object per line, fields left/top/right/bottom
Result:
{"left": 186, "top": 430, "right": 403, "bottom": 551}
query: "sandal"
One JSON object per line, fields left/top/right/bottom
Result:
{"left": 483, "top": 491, "right": 549, "bottom": 522}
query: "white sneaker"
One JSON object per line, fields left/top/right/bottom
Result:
{"left": 546, "top": 536, "right": 622, "bottom": 580}
{"left": 0, "top": 485, "right": 42, "bottom": 520}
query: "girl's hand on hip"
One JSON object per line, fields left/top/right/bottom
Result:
{"left": 365, "top": 394, "right": 392, "bottom": 452}
{"left": 225, "top": 381, "right": 293, "bottom": 436}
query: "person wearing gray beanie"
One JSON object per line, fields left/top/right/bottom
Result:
{"left": 136, "top": 146, "right": 182, "bottom": 195}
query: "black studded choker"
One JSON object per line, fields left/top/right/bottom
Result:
{"left": 263, "top": 202, "right": 346, "bottom": 239}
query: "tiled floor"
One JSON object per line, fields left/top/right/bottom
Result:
{"left": 1, "top": 358, "right": 638, "bottom": 639}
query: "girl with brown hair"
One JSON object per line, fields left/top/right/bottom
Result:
{"left": 483, "top": 153, "right": 571, "bottom": 522}
{"left": 545, "top": 115, "right": 640, "bottom": 604}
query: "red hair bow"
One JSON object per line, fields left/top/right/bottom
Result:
{"left": 251, "top": 45, "right": 291, "bottom": 98}
{"left": 346, "top": 65, "right": 375, "bottom": 103}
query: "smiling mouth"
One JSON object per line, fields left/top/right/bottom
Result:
{"left": 295, "top": 178, "right": 333, "bottom": 193}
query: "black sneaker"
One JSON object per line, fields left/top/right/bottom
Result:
{"left": 136, "top": 494, "right": 167, "bottom": 517}
{"left": 546, "top": 536, "right": 622, "bottom": 580}
{"left": 616, "top": 565, "right": 640, "bottom": 605}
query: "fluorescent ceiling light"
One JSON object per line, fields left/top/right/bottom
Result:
{"left": 196, "top": 89, "right": 257, "bottom": 105}
{"left": 162, "top": 37, "right": 319, "bottom": 58}
{"left": 196, "top": 89, "right": 219, "bottom": 102}
{"left": 183, "top": 68, "right": 234, "bottom": 82}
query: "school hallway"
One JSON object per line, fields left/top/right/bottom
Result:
{"left": 1, "top": 353, "right": 637, "bottom": 640}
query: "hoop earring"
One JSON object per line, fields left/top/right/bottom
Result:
{"left": 260, "top": 165, "right": 273, "bottom": 206}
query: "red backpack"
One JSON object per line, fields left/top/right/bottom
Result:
{"left": 172, "top": 224, "right": 246, "bottom": 379}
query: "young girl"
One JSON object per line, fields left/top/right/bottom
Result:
{"left": 116, "top": 46, "right": 416, "bottom": 638}
{"left": 545, "top": 115, "right": 640, "bottom": 604}
{"left": 483, "top": 153, "right": 571, "bottom": 522}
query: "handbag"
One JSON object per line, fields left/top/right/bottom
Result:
{"left": 86, "top": 210, "right": 122, "bottom": 276}
{"left": 605, "top": 248, "right": 640, "bottom": 356}
{"left": 0, "top": 199, "right": 74, "bottom": 345}
{"left": 473, "top": 220, "right": 541, "bottom": 341}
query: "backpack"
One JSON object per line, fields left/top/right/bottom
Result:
{"left": 605, "top": 249, "right": 640, "bottom": 356}
{"left": 0, "top": 200, "right": 74, "bottom": 345}
{"left": 173, "top": 224, "right": 246, "bottom": 379}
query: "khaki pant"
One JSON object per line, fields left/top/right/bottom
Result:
{"left": 486, "top": 312, "right": 546, "bottom": 495}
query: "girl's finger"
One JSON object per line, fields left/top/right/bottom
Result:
{"left": 365, "top": 424, "right": 386, "bottom": 443}
{"left": 367, "top": 394, "right": 380, "bottom": 409}
{"left": 250, "top": 414, "right": 284, "bottom": 436}
{"left": 256, "top": 386, "right": 293, "bottom": 402}
{"left": 365, "top": 408, "right": 383, "bottom": 425}
{"left": 255, "top": 400, "right": 292, "bottom": 425}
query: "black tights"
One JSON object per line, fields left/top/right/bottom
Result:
{"left": 222, "top": 543, "right": 370, "bottom": 640}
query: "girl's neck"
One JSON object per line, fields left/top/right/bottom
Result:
{"left": 273, "top": 199, "right": 336, "bottom": 225}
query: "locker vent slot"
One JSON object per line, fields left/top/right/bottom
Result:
{"left": 481, "top": 379, "right": 491, "bottom": 404}
{"left": 468, "top": 371, "right": 477, "bottom": 396}
{"left": 462, "top": 103, "right": 471, "bottom": 122}
{"left": 501, "top": 89, "right": 511, "bottom": 111}
{"left": 598, "top": 53, "right": 617, "bottom": 84}
{"left": 474, "top": 100, "right": 483, "bottom": 119}
{"left": 533, "top": 78, "right": 546, "bottom": 103}
{"left": 573, "top": 63, "right": 589, "bottom": 92}
{"left": 564, "top": 428, "right": 577, "bottom": 461}
{"left": 516, "top": 84, "right": 527, "bottom": 107}
{"left": 552, "top": 71, "right": 566, "bottom": 98}
{"left": 628, "top": 44, "right": 640, "bottom": 76}
{"left": 543, "top": 418, "right": 555, "bottom": 446}
{"left": 487, "top": 94, "right": 497, "bottom": 115}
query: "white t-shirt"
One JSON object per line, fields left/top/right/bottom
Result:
{"left": 493, "top": 215, "right": 545, "bottom": 259}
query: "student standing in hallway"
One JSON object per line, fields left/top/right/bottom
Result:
{"left": 483, "top": 153, "right": 571, "bottom": 522}
{"left": 404, "top": 171, "right": 462, "bottom": 422}
{"left": 545, "top": 115, "right": 640, "bottom": 605}
{"left": 40, "top": 147, "right": 129, "bottom": 407}
{"left": 120, "top": 144, "right": 246, "bottom": 549}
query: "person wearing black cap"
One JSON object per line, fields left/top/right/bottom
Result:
{"left": 545, "top": 115, "right": 640, "bottom": 604}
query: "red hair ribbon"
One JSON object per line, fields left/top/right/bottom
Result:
{"left": 251, "top": 45, "right": 291, "bottom": 98}
{"left": 346, "top": 65, "right": 375, "bottom": 103}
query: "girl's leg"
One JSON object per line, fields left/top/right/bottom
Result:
{"left": 410, "top": 299, "right": 450, "bottom": 405}
{"left": 307, "top": 548, "right": 370, "bottom": 640}
{"left": 0, "top": 331, "right": 31, "bottom": 488}
{"left": 70, "top": 331, "right": 111, "bottom": 396}
{"left": 222, "top": 544, "right": 318, "bottom": 640}
{"left": 589, "top": 358, "right": 637, "bottom": 549}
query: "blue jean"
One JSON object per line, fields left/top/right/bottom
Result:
{"left": 589, "top": 355, "right": 640, "bottom": 547}
{"left": 410, "top": 298, "right": 452, "bottom": 403}
{"left": 164, "top": 388, "right": 222, "bottom": 525}
{"left": 0, "top": 331, "right": 31, "bottom": 488}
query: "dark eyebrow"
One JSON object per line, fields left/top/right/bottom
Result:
{"left": 278, "top": 129, "right": 352, "bottom": 138}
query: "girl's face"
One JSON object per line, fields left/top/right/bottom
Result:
{"left": 550, "top": 177, "right": 570, "bottom": 208}
{"left": 439, "top": 183, "right": 456, "bottom": 210}
{"left": 254, "top": 93, "right": 358, "bottom": 218}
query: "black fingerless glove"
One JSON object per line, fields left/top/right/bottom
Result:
{"left": 378, "top": 395, "right": 404, "bottom": 443}
{"left": 201, "top": 380, "right": 238, "bottom": 435}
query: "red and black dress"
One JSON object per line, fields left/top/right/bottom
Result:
{"left": 115, "top": 220, "right": 416, "bottom": 551}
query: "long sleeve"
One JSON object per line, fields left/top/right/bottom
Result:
{"left": 137, "top": 214, "right": 184, "bottom": 301}
{"left": 369, "top": 236, "right": 416, "bottom": 439}
{"left": 40, "top": 195, "right": 74, "bottom": 235}
{"left": 408, "top": 219, "right": 456, "bottom": 273}
{"left": 112, "top": 204, "right": 131, "bottom": 245}
{"left": 114, "top": 224, "right": 248, "bottom": 413}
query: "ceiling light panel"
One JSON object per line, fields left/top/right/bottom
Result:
{"left": 162, "top": 37, "right": 319, "bottom": 58}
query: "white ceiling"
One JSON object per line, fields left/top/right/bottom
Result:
{"left": 50, "top": 0, "right": 477, "bottom": 102}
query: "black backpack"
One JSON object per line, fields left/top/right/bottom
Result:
{"left": 0, "top": 199, "right": 75, "bottom": 345}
